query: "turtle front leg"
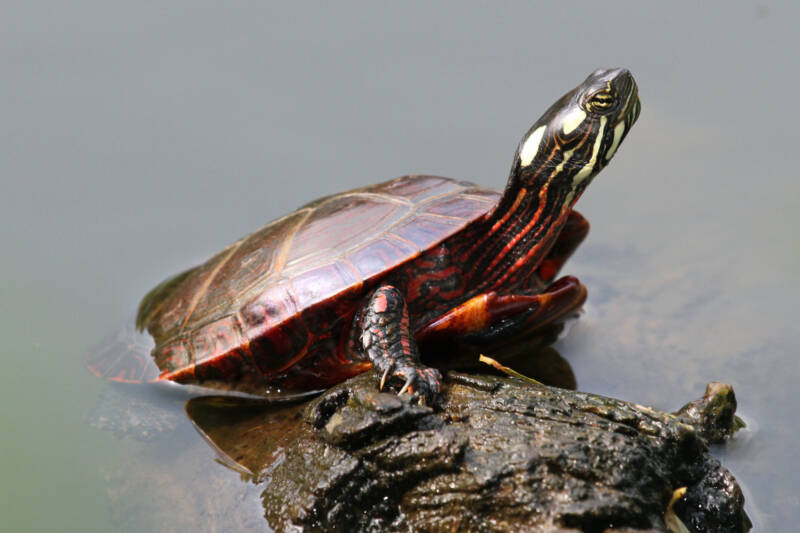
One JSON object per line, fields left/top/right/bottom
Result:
{"left": 358, "top": 285, "right": 442, "bottom": 403}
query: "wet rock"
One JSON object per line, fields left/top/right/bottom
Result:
{"left": 262, "top": 372, "right": 750, "bottom": 532}
{"left": 673, "top": 382, "right": 744, "bottom": 444}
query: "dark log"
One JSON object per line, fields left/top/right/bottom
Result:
{"left": 262, "top": 373, "right": 750, "bottom": 532}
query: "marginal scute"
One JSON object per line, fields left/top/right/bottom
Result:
{"left": 154, "top": 337, "right": 191, "bottom": 373}
{"left": 291, "top": 262, "right": 363, "bottom": 312}
{"left": 190, "top": 315, "right": 244, "bottom": 365}
{"left": 240, "top": 280, "right": 296, "bottom": 337}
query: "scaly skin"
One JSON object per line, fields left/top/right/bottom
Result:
{"left": 360, "top": 286, "right": 442, "bottom": 403}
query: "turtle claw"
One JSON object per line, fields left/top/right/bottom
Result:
{"left": 392, "top": 363, "right": 442, "bottom": 404}
{"left": 408, "top": 366, "right": 442, "bottom": 405}
{"left": 379, "top": 366, "right": 392, "bottom": 391}
{"left": 398, "top": 377, "right": 413, "bottom": 396}
{"left": 371, "top": 355, "right": 442, "bottom": 404}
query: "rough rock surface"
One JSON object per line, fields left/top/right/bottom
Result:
{"left": 262, "top": 373, "right": 750, "bottom": 532}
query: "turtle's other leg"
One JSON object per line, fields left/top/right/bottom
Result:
{"left": 416, "top": 275, "right": 586, "bottom": 346}
{"left": 527, "top": 210, "right": 590, "bottom": 291}
{"left": 357, "top": 285, "right": 442, "bottom": 403}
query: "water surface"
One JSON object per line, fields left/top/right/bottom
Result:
{"left": 2, "top": 2, "right": 798, "bottom": 530}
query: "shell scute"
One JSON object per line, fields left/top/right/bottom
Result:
{"left": 190, "top": 315, "right": 245, "bottom": 366}
{"left": 285, "top": 194, "right": 410, "bottom": 271}
{"left": 240, "top": 280, "right": 297, "bottom": 338}
{"left": 389, "top": 214, "right": 468, "bottom": 251}
{"left": 347, "top": 235, "right": 420, "bottom": 280}
{"left": 290, "top": 261, "right": 363, "bottom": 312}
{"left": 369, "top": 175, "right": 467, "bottom": 203}
{"left": 422, "top": 192, "right": 499, "bottom": 220}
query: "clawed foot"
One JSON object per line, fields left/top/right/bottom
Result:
{"left": 358, "top": 285, "right": 442, "bottom": 405}
{"left": 373, "top": 355, "right": 442, "bottom": 405}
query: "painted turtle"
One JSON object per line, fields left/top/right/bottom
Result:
{"left": 89, "top": 68, "right": 640, "bottom": 402}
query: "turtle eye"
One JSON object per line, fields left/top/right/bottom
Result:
{"left": 587, "top": 90, "right": 616, "bottom": 112}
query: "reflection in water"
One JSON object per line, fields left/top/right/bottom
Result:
{"left": 185, "top": 396, "right": 308, "bottom": 480}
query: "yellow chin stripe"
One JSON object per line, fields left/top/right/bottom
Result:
{"left": 519, "top": 125, "right": 546, "bottom": 167}
{"left": 605, "top": 121, "right": 626, "bottom": 161}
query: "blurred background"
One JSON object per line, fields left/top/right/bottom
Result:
{"left": 1, "top": 1, "right": 797, "bottom": 530}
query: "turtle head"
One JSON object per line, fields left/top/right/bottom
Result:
{"left": 513, "top": 68, "right": 640, "bottom": 206}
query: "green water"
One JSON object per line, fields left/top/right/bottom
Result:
{"left": 1, "top": 244, "right": 115, "bottom": 531}
{"left": 2, "top": 1, "right": 799, "bottom": 530}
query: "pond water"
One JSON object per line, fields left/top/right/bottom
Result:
{"left": 2, "top": 2, "right": 798, "bottom": 531}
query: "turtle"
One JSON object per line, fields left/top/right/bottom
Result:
{"left": 88, "top": 68, "right": 640, "bottom": 403}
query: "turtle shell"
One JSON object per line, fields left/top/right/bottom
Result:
{"left": 89, "top": 175, "right": 500, "bottom": 394}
